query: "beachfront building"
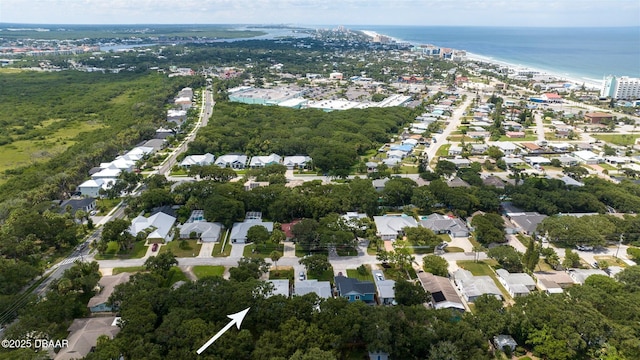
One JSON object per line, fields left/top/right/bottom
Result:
{"left": 601, "top": 76, "right": 640, "bottom": 100}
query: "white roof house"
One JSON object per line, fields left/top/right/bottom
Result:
{"left": 249, "top": 153, "right": 282, "bottom": 168}
{"left": 215, "top": 154, "right": 248, "bottom": 169}
{"left": 387, "top": 150, "right": 406, "bottom": 159}
{"left": 229, "top": 219, "right": 274, "bottom": 243}
{"left": 180, "top": 153, "right": 215, "bottom": 168}
{"left": 91, "top": 168, "right": 121, "bottom": 180}
{"left": 267, "top": 279, "right": 290, "bottom": 298}
{"left": 494, "top": 142, "right": 518, "bottom": 154}
{"left": 373, "top": 270, "right": 396, "bottom": 305}
{"left": 568, "top": 269, "right": 608, "bottom": 285}
{"left": 572, "top": 150, "right": 601, "bottom": 165}
{"left": 373, "top": 215, "right": 419, "bottom": 240}
{"left": 77, "top": 179, "right": 115, "bottom": 198}
{"left": 179, "top": 222, "right": 223, "bottom": 242}
{"left": 453, "top": 269, "right": 502, "bottom": 302}
{"left": 295, "top": 279, "right": 332, "bottom": 298}
{"left": 495, "top": 269, "right": 536, "bottom": 297}
{"left": 100, "top": 158, "right": 136, "bottom": 172}
{"left": 420, "top": 213, "right": 469, "bottom": 237}
{"left": 129, "top": 212, "right": 176, "bottom": 242}
{"left": 283, "top": 155, "right": 312, "bottom": 169}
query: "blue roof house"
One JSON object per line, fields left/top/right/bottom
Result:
{"left": 335, "top": 275, "right": 376, "bottom": 304}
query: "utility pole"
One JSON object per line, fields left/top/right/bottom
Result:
{"left": 615, "top": 234, "right": 624, "bottom": 259}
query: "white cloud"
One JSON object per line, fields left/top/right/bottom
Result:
{"left": 1, "top": 0, "right": 638, "bottom": 26}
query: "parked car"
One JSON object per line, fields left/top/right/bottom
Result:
{"left": 152, "top": 243, "right": 159, "bottom": 252}
{"left": 376, "top": 273, "right": 384, "bottom": 281}
{"left": 299, "top": 272, "right": 305, "bottom": 281}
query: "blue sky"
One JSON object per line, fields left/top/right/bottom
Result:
{"left": 1, "top": 0, "right": 639, "bottom": 27}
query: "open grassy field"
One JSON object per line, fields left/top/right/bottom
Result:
{"left": 192, "top": 265, "right": 225, "bottom": 279}
{"left": 0, "top": 120, "right": 104, "bottom": 177}
{"left": 112, "top": 266, "right": 145, "bottom": 274}
{"left": 592, "top": 134, "right": 640, "bottom": 146}
{"left": 94, "top": 241, "right": 147, "bottom": 260}
{"left": 160, "top": 239, "right": 202, "bottom": 257}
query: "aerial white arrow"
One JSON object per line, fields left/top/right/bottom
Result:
{"left": 196, "top": 307, "right": 250, "bottom": 355}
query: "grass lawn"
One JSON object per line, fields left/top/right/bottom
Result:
{"left": 269, "top": 267, "right": 293, "bottom": 280}
{"left": 457, "top": 260, "right": 511, "bottom": 301}
{"left": 212, "top": 241, "right": 232, "bottom": 257}
{"left": 337, "top": 246, "right": 358, "bottom": 256}
{"left": 192, "top": 265, "right": 225, "bottom": 279}
{"left": 160, "top": 239, "right": 202, "bottom": 257}
{"left": 308, "top": 268, "right": 335, "bottom": 283}
{"left": 399, "top": 165, "right": 420, "bottom": 174}
{"left": 594, "top": 256, "right": 628, "bottom": 268}
{"left": 112, "top": 266, "right": 145, "bottom": 274}
{"left": 535, "top": 259, "right": 553, "bottom": 272}
{"left": 407, "top": 245, "right": 435, "bottom": 254}
{"left": 592, "top": 134, "right": 640, "bottom": 146}
{"left": 468, "top": 235, "right": 486, "bottom": 251}
{"left": 435, "top": 144, "right": 451, "bottom": 157}
{"left": 444, "top": 246, "right": 465, "bottom": 253}
{"left": 165, "top": 266, "right": 188, "bottom": 286}
{"left": 516, "top": 234, "right": 531, "bottom": 248}
{"left": 346, "top": 266, "right": 374, "bottom": 282}
{"left": 295, "top": 244, "right": 328, "bottom": 257}
{"left": 382, "top": 266, "right": 417, "bottom": 281}
{"left": 597, "top": 163, "right": 618, "bottom": 171}
{"left": 243, "top": 243, "right": 285, "bottom": 258}
{"left": 94, "top": 241, "right": 147, "bottom": 260}
{"left": 498, "top": 134, "right": 538, "bottom": 141}
{"left": 96, "top": 198, "right": 121, "bottom": 214}
{"left": 437, "top": 234, "right": 451, "bottom": 242}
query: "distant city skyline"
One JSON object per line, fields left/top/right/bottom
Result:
{"left": 1, "top": 0, "right": 639, "bottom": 27}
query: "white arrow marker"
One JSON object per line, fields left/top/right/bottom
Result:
{"left": 196, "top": 307, "right": 250, "bottom": 355}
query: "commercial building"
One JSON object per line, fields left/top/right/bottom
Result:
{"left": 601, "top": 76, "right": 640, "bottom": 100}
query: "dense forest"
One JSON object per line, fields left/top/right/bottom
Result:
{"left": 0, "top": 70, "right": 203, "bottom": 318}
{"left": 187, "top": 102, "right": 416, "bottom": 175}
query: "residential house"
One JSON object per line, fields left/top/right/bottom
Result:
{"left": 503, "top": 157, "right": 524, "bottom": 167}
{"left": 373, "top": 215, "right": 419, "bottom": 240}
{"left": 568, "top": 269, "right": 608, "bottom": 285}
{"left": 493, "top": 335, "right": 518, "bottom": 353}
{"left": 244, "top": 179, "right": 269, "bottom": 191}
{"left": 505, "top": 131, "right": 525, "bottom": 138}
{"left": 420, "top": 213, "right": 469, "bottom": 237}
{"left": 267, "top": 279, "right": 290, "bottom": 298}
{"left": 534, "top": 271, "right": 574, "bottom": 292}
{"left": 508, "top": 212, "right": 547, "bottom": 236}
{"left": 521, "top": 142, "right": 542, "bottom": 154}
{"left": 77, "top": 179, "right": 115, "bottom": 198}
{"left": 555, "top": 155, "right": 579, "bottom": 167}
{"left": 447, "top": 177, "right": 471, "bottom": 188}
{"left": 215, "top": 154, "right": 248, "bottom": 169}
{"left": 525, "top": 156, "right": 551, "bottom": 167}
{"left": 466, "top": 131, "right": 491, "bottom": 139}
{"left": 59, "top": 197, "right": 97, "bottom": 215}
{"left": 584, "top": 112, "right": 613, "bottom": 124}
{"left": 448, "top": 145, "right": 463, "bottom": 156}
{"left": 55, "top": 317, "right": 120, "bottom": 360}
{"left": 471, "top": 143, "right": 488, "bottom": 154}
{"left": 249, "top": 153, "right": 282, "bottom": 168}
{"left": 179, "top": 221, "right": 223, "bottom": 242}
{"left": 372, "top": 178, "right": 390, "bottom": 192}
{"left": 495, "top": 269, "right": 536, "bottom": 297}
{"left": 91, "top": 168, "right": 121, "bottom": 180}
{"left": 283, "top": 155, "right": 312, "bottom": 170}
{"left": 556, "top": 175, "right": 584, "bottom": 187}
{"left": 572, "top": 150, "right": 601, "bottom": 165}
{"left": 549, "top": 142, "right": 572, "bottom": 152}
{"left": 180, "top": 153, "right": 215, "bottom": 168}
{"left": 372, "top": 270, "right": 396, "bottom": 305}
{"left": 294, "top": 279, "right": 332, "bottom": 298}
{"left": 482, "top": 175, "right": 505, "bottom": 189}
{"left": 453, "top": 269, "right": 502, "bottom": 302}
{"left": 334, "top": 275, "right": 376, "bottom": 304}
{"left": 448, "top": 158, "right": 471, "bottom": 168}
{"left": 341, "top": 212, "right": 368, "bottom": 229}
{"left": 494, "top": 142, "right": 518, "bottom": 155}
{"left": 281, "top": 219, "right": 301, "bottom": 240}
{"left": 368, "top": 351, "right": 390, "bottom": 360}
{"left": 230, "top": 217, "right": 274, "bottom": 244}
{"left": 366, "top": 162, "right": 379, "bottom": 172}
{"left": 88, "top": 273, "right": 131, "bottom": 313}
{"left": 167, "top": 109, "right": 187, "bottom": 124}
{"left": 142, "top": 139, "right": 167, "bottom": 152}
{"left": 386, "top": 149, "right": 406, "bottom": 160}
{"left": 129, "top": 212, "right": 177, "bottom": 242}
{"left": 418, "top": 272, "right": 465, "bottom": 311}
{"left": 155, "top": 128, "right": 175, "bottom": 140}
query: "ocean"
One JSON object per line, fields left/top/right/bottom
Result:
{"left": 350, "top": 26, "right": 640, "bottom": 86}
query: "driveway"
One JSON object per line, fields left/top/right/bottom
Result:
{"left": 198, "top": 242, "right": 215, "bottom": 258}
